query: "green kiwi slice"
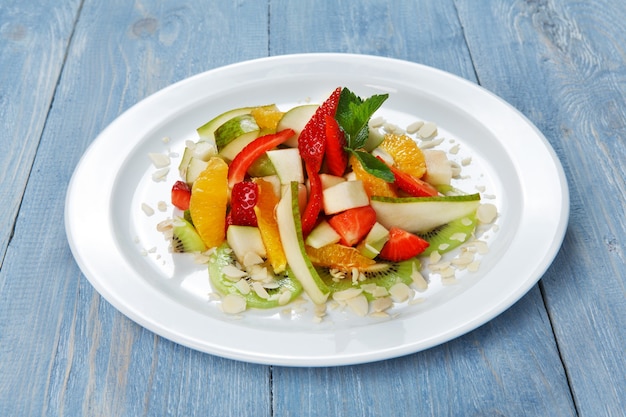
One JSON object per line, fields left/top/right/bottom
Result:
{"left": 172, "top": 217, "right": 206, "bottom": 252}
{"left": 208, "top": 243, "right": 303, "bottom": 309}
{"left": 316, "top": 258, "right": 418, "bottom": 301}
{"left": 419, "top": 212, "right": 477, "bottom": 256}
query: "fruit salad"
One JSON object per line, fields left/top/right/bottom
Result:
{"left": 160, "top": 87, "right": 496, "bottom": 317}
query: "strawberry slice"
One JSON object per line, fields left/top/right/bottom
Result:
{"left": 377, "top": 156, "right": 439, "bottom": 197}
{"left": 324, "top": 114, "right": 348, "bottom": 176}
{"left": 328, "top": 205, "right": 377, "bottom": 246}
{"left": 300, "top": 163, "right": 323, "bottom": 237}
{"left": 379, "top": 227, "right": 429, "bottom": 261}
{"left": 298, "top": 87, "right": 342, "bottom": 172}
{"left": 171, "top": 180, "right": 191, "bottom": 210}
{"left": 229, "top": 181, "right": 259, "bottom": 226}
{"left": 227, "top": 128, "right": 295, "bottom": 189}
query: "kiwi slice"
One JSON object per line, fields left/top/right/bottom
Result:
{"left": 208, "top": 243, "right": 303, "bottom": 309}
{"left": 172, "top": 217, "right": 207, "bottom": 253}
{"left": 316, "top": 259, "right": 418, "bottom": 301}
{"left": 419, "top": 213, "right": 477, "bottom": 256}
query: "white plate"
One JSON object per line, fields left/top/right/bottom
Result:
{"left": 65, "top": 53, "right": 568, "bottom": 366}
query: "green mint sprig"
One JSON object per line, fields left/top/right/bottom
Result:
{"left": 335, "top": 88, "right": 394, "bottom": 182}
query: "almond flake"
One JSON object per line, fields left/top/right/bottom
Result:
{"left": 278, "top": 290, "right": 292, "bottom": 306}
{"left": 252, "top": 282, "right": 270, "bottom": 299}
{"left": 477, "top": 203, "right": 498, "bottom": 224}
{"left": 221, "top": 294, "right": 247, "bottom": 314}
{"left": 234, "top": 279, "right": 251, "bottom": 295}
{"left": 345, "top": 294, "right": 369, "bottom": 317}
{"left": 141, "top": 203, "right": 155, "bottom": 216}
{"left": 148, "top": 152, "right": 171, "bottom": 168}
{"left": 418, "top": 122, "right": 437, "bottom": 138}
{"left": 411, "top": 262, "right": 428, "bottom": 291}
{"left": 151, "top": 167, "right": 169, "bottom": 182}
{"left": 389, "top": 282, "right": 411, "bottom": 302}
{"left": 450, "top": 232, "right": 467, "bottom": 242}
{"left": 406, "top": 120, "right": 424, "bottom": 134}
{"left": 371, "top": 297, "right": 393, "bottom": 313}
{"left": 332, "top": 287, "right": 363, "bottom": 301}
{"left": 222, "top": 265, "right": 247, "bottom": 281}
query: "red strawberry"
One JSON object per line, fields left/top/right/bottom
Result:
{"left": 377, "top": 156, "right": 439, "bottom": 197}
{"left": 171, "top": 180, "right": 191, "bottom": 210}
{"left": 229, "top": 181, "right": 259, "bottom": 226}
{"left": 227, "top": 128, "right": 295, "bottom": 188}
{"left": 298, "top": 87, "right": 342, "bottom": 172}
{"left": 328, "top": 205, "right": 377, "bottom": 246}
{"left": 324, "top": 115, "right": 348, "bottom": 176}
{"left": 379, "top": 227, "right": 429, "bottom": 261}
{"left": 300, "top": 163, "right": 323, "bottom": 237}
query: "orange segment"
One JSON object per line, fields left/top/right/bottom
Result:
{"left": 305, "top": 244, "right": 376, "bottom": 271}
{"left": 253, "top": 178, "right": 287, "bottom": 273}
{"left": 349, "top": 154, "right": 397, "bottom": 198}
{"left": 379, "top": 134, "right": 427, "bottom": 178}
{"left": 250, "top": 105, "right": 284, "bottom": 131}
{"left": 189, "top": 157, "right": 229, "bottom": 248}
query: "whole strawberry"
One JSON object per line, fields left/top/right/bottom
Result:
{"left": 230, "top": 181, "right": 259, "bottom": 227}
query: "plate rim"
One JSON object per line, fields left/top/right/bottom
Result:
{"left": 65, "top": 53, "right": 569, "bottom": 366}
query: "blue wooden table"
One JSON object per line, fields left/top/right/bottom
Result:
{"left": 1, "top": 0, "right": 624, "bottom": 415}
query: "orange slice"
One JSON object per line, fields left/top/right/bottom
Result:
{"left": 250, "top": 105, "right": 284, "bottom": 131}
{"left": 305, "top": 244, "right": 376, "bottom": 271}
{"left": 379, "top": 134, "right": 427, "bottom": 178}
{"left": 189, "top": 157, "right": 229, "bottom": 248}
{"left": 349, "top": 154, "right": 397, "bottom": 198}
{"left": 253, "top": 178, "right": 287, "bottom": 273}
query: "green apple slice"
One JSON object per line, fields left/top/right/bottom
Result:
{"left": 214, "top": 114, "right": 261, "bottom": 161}
{"left": 276, "top": 181, "right": 330, "bottom": 304}
{"left": 370, "top": 194, "right": 481, "bottom": 234}
{"left": 197, "top": 106, "right": 257, "bottom": 143}
{"left": 276, "top": 104, "right": 319, "bottom": 147}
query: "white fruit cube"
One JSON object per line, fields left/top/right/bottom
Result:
{"left": 266, "top": 148, "right": 304, "bottom": 184}
{"left": 319, "top": 174, "right": 346, "bottom": 189}
{"left": 357, "top": 222, "right": 390, "bottom": 258}
{"left": 423, "top": 149, "right": 452, "bottom": 185}
{"left": 226, "top": 225, "right": 266, "bottom": 264}
{"left": 322, "top": 180, "right": 370, "bottom": 215}
{"left": 305, "top": 220, "right": 341, "bottom": 248}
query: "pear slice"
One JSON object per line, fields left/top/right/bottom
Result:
{"left": 197, "top": 106, "right": 257, "bottom": 143}
{"left": 370, "top": 194, "right": 481, "bottom": 234}
{"left": 276, "top": 182, "right": 330, "bottom": 304}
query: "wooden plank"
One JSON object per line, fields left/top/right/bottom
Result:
{"left": 0, "top": 0, "right": 272, "bottom": 415}
{"left": 0, "top": 0, "right": 80, "bottom": 267}
{"left": 269, "top": 1, "right": 576, "bottom": 415}
{"left": 454, "top": 0, "right": 626, "bottom": 415}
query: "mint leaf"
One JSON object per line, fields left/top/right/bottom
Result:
{"left": 348, "top": 150, "right": 395, "bottom": 183}
{"left": 336, "top": 88, "right": 388, "bottom": 149}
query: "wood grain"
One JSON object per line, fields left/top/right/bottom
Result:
{"left": 455, "top": 0, "right": 626, "bottom": 415}
{"left": 0, "top": 0, "right": 271, "bottom": 416}
{"left": 0, "top": 0, "right": 81, "bottom": 267}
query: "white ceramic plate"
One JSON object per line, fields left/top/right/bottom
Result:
{"left": 65, "top": 54, "right": 568, "bottom": 366}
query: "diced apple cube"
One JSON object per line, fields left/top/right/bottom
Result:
{"left": 356, "top": 222, "right": 390, "bottom": 259}
{"left": 322, "top": 180, "right": 370, "bottom": 215}
{"left": 319, "top": 174, "right": 346, "bottom": 189}
{"left": 423, "top": 149, "right": 452, "bottom": 185}
{"left": 305, "top": 220, "right": 341, "bottom": 248}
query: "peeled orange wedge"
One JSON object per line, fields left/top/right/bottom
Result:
{"left": 250, "top": 105, "right": 284, "bottom": 131}
{"left": 350, "top": 154, "right": 397, "bottom": 198}
{"left": 254, "top": 178, "right": 287, "bottom": 273}
{"left": 189, "top": 157, "right": 229, "bottom": 248}
{"left": 305, "top": 243, "right": 376, "bottom": 271}
{"left": 379, "top": 134, "right": 427, "bottom": 178}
